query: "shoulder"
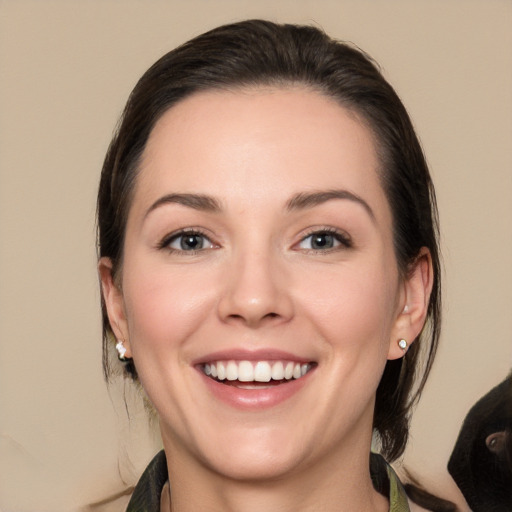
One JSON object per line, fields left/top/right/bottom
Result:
{"left": 408, "top": 501, "right": 431, "bottom": 512}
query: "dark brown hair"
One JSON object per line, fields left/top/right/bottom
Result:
{"left": 97, "top": 19, "right": 441, "bottom": 462}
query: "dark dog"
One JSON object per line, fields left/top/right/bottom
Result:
{"left": 448, "top": 374, "right": 512, "bottom": 512}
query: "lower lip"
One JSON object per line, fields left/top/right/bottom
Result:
{"left": 197, "top": 369, "right": 313, "bottom": 410}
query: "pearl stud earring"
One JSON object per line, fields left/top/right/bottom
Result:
{"left": 116, "top": 340, "right": 128, "bottom": 361}
{"left": 398, "top": 339, "right": 408, "bottom": 352}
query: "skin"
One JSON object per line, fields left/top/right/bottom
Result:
{"left": 100, "top": 87, "right": 433, "bottom": 512}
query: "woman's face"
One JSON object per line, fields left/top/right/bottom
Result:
{"left": 101, "top": 88, "right": 426, "bottom": 481}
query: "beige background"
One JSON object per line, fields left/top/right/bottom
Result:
{"left": 0, "top": 1, "right": 511, "bottom": 511}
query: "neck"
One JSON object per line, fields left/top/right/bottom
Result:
{"left": 161, "top": 434, "right": 388, "bottom": 512}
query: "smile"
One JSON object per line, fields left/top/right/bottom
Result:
{"left": 196, "top": 353, "right": 317, "bottom": 408}
{"left": 201, "top": 360, "right": 314, "bottom": 385}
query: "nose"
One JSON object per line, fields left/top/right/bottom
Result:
{"left": 217, "top": 247, "right": 294, "bottom": 328}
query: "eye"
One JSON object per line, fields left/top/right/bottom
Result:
{"left": 162, "top": 230, "right": 216, "bottom": 253}
{"left": 298, "top": 230, "right": 351, "bottom": 251}
{"left": 485, "top": 431, "right": 508, "bottom": 454}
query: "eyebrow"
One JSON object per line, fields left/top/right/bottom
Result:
{"left": 144, "top": 193, "right": 222, "bottom": 219}
{"left": 144, "top": 189, "right": 375, "bottom": 221}
{"left": 286, "top": 189, "right": 375, "bottom": 221}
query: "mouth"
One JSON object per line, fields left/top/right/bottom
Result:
{"left": 200, "top": 360, "right": 316, "bottom": 389}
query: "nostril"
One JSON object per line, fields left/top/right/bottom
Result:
{"left": 228, "top": 312, "right": 279, "bottom": 321}
{"left": 224, "top": 311, "right": 283, "bottom": 328}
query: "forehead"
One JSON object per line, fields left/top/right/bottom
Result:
{"left": 134, "top": 87, "right": 389, "bottom": 219}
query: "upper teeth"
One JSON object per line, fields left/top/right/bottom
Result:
{"left": 203, "top": 360, "right": 311, "bottom": 382}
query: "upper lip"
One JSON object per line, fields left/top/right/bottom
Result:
{"left": 192, "top": 348, "right": 314, "bottom": 366}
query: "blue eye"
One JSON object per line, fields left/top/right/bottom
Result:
{"left": 165, "top": 231, "right": 215, "bottom": 252}
{"left": 298, "top": 230, "right": 351, "bottom": 251}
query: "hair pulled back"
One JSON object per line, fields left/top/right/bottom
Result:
{"left": 97, "top": 19, "right": 441, "bottom": 461}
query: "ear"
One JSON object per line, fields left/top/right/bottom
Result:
{"left": 388, "top": 247, "right": 434, "bottom": 360}
{"left": 98, "top": 257, "right": 132, "bottom": 358}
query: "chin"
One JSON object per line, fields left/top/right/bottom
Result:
{"left": 206, "top": 449, "right": 305, "bottom": 482}
{"left": 190, "top": 424, "right": 310, "bottom": 482}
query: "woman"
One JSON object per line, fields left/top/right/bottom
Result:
{"left": 97, "top": 20, "right": 441, "bottom": 511}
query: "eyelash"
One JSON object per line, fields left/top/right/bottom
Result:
{"left": 157, "top": 227, "right": 352, "bottom": 255}
{"left": 158, "top": 228, "right": 216, "bottom": 254}
{"left": 296, "top": 227, "right": 353, "bottom": 253}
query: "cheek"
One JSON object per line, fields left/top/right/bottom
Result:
{"left": 121, "top": 262, "right": 218, "bottom": 356}
{"left": 296, "top": 260, "right": 399, "bottom": 352}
